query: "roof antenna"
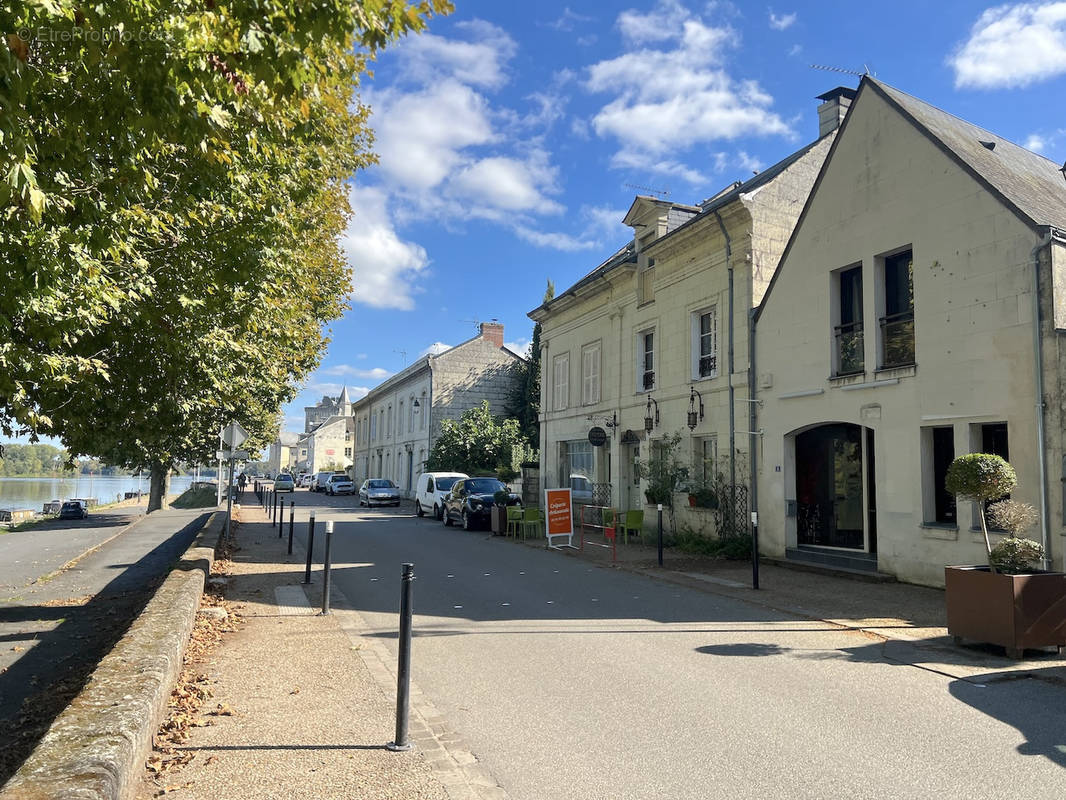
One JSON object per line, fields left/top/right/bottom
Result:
{"left": 809, "top": 63, "right": 874, "bottom": 78}
{"left": 393, "top": 348, "right": 407, "bottom": 367}
{"left": 459, "top": 318, "right": 481, "bottom": 335}
{"left": 625, "top": 183, "right": 671, "bottom": 198}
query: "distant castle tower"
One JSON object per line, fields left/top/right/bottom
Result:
{"left": 304, "top": 386, "right": 352, "bottom": 432}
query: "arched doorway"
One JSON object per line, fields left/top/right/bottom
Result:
{"left": 794, "top": 423, "right": 876, "bottom": 552}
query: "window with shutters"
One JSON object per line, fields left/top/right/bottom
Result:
{"left": 553, "top": 353, "right": 569, "bottom": 411}
{"left": 581, "top": 342, "right": 601, "bottom": 405}
{"left": 638, "top": 329, "right": 655, "bottom": 392}
{"left": 691, "top": 306, "right": 717, "bottom": 379}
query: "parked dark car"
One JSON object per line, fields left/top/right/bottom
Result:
{"left": 59, "top": 501, "right": 88, "bottom": 520}
{"left": 359, "top": 478, "right": 400, "bottom": 507}
{"left": 442, "top": 478, "right": 520, "bottom": 530}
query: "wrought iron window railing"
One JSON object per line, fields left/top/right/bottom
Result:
{"left": 834, "top": 321, "right": 864, "bottom": 376}
{"left": 642, "top": 370, "right": 655, "bottom": 390}
{"left": 698, "top": 355, "right": 717, "bottom": 378}
{"left": 879, "top": 311, "right": 915, "bottom": 368}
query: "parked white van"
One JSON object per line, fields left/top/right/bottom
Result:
{"left": 415, "top": 472, "right": 468, "bottom": 520}
{"left": 313, "top": 471, "right": 333, "bottom": 492}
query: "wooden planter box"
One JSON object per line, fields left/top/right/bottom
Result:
{"left": 944, "top": 565, "right": 1066, "bottom": 658}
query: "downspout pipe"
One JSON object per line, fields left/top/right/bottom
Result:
{"left": 748, "top": 306, "right": 760, "bottom": 589}
{"left": 1031, "top": 228, "right": 1054, "bottom": 569}
{"left": 714, "top": 210, "right": 736, "bottom": 491}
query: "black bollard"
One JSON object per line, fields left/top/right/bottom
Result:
{"left": 288, "top": 503, "right": 295, "bottom": 555}
{"left": 751, "top": 511, "right": 760, "bottom": 590}
{"left": 387, "top": 563, "right": 415, "bottom": 752}
{"left": 279, "top": 499, "right": 285, "bottom": 537}
{"left": 303, "top": 512, "right": 316, "bottom": 584}
{"left": 272, "top": 491, "right": 278, "bottom": 524}
{"left": 657, "top": 503, "right": 664, "bottom": 567}
{"left": 321, "top": 520, "right": 334, "bottom": 615}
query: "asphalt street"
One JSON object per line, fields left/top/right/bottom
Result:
{"left": 284, "top": 487, "right": 1066, "bottom": 800}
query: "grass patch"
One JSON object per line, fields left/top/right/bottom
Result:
{"left": 171, "top": 486, "right": 221, "bottom": 509}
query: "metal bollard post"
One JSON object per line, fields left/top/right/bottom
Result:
{"left": 303, "top": 512, "right": 316, "bottom": 584}
{"left": 279, "top": 499, "right": 285, "bottom": 537}
{"left": 657, "top": 503, "right": 664, "bottom": 567}
{"left": 321, "top": 521, "right": 334, "bottom": 615}
{"left": 387, "top": 563, "right": 415, "bottom": 752}
{"left": 272, "top": 492, "right": 278, "bottom": 524}
{"left": 288, "top": 503, "right": 295, "bottom": 555}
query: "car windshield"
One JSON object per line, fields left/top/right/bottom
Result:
{"left": 62, "top": 503, "right": 79, "bottom": 510}
{"left": 369, "top": 480, "right": 395, "bottom": 489}
{"left": 436, "top": 477, "right": 459, "bottom": 491}
{"left": 466, "top": 479, "right": 505, "bottom": 494}
{"left": 332, "top": 473, "right": 348, "bottom": 479}
{"left": 276, "top": 475, "right": 292, "bottom": 482}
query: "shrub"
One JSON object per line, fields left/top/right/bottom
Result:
{"left": 987, "top": 500, "right": 1038, "bottom": 536}
{"left": 674, "top": 527, "right": 752, "bottom": 560}
{"left": 990, "top": 537, "right": 1045, "bottom": 574}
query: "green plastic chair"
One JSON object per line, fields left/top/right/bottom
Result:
{"left": 601, "top": 507, "right": 619, "bottom": 529}
{"left": 619, "top": 509, "right": 644, "bottom": 545}
{"left": 506, "top": 506, "right": 524, "bottom": 538}
{"left": 521, "top": 507, "right": 544, "bottom": 539}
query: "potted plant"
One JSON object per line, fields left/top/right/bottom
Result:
{"left": 490, "top": 488, "right": 512, "bottom": 534}
{"left": 943, "top": 453, "right": 1066, "bottom": 658}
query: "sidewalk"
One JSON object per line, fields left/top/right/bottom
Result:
{"left": 135, "top": 503, "right": 506, "bottom": 800}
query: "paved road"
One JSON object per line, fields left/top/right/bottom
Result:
{"left": 0, "top": 507, "right": 212, "bottom": 780}
{"left": 287, "top": 489, "right": 1066, "bottom": 800}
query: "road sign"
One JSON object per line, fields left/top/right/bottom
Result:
{"left": 216, "top": 449, "right": 250, "bottom": 461}
{"left": 221, "top": 422, "right": 248, "bottom": 449}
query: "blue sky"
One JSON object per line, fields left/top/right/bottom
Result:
{"left": 290, "top": 0, "right": 1066, "bottom": 432}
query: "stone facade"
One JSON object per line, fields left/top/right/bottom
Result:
{"left": 306, "top": 415, "right": 354, "bottom": 474}
{"left": 350, "top": 323, "right": 523, "bottom": 497}
{"left": 529, "top": 94, "right": 843, "bottom": 530}
{"left": 755, "top": 78, "right": 1066, "bottom": 586}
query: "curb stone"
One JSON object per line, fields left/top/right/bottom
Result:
{"left": 0, "top": 512, "right": 225, "bottom": 800}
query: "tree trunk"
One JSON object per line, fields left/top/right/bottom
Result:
{"left": 979, "top": 505, "right": 997, "bottom": 574}
{"left": 148, "top": 461, "right": 171, "bottom": 513}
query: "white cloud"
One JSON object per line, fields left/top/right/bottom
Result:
{"left": 586, "top": 3, "right": 792, "bottom": 183}
{"left": 1024, "top": 127, "right": 1066, "bottom": 154}
{"left": 343, "top": 185, "right": 429, "bottom": 311}
{"left": 420, "top": 342, "right": 453, "bottom": 357}
{"left": 769, "top": 11, "right": 797, "bottom": 31}
{"left": 548, "top": 7, "right": 595, "bottom": 32}
{"left": 736, "top": 151, "right": 764, "bottom": 173}
{"left": 505, "top": 338, "right": 532, "bottom": 357}
{"left": 321, "top": 364, "right": 392, "bottom": 380}
{"left": 951, "top": 3, "right": 1066, "bottom": 88}
{"left": 395, "top": 20, "right": 516, "bottom": 89}
{"left": 1026, "top": 133, "right": 1048, "bottom": 151}
{"left": 371, "top": 80, "right": 496, "bottom": 192}
{"left": 513, "top": 225, "right": 599, "bottom": 251}
{"left": 449, "top": 154, "right": 563, "bottom": 214}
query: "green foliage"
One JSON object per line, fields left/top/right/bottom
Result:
{"left": 675, "top": 527, "right": 752, "bottom": 560}
{"left": 987, "top": 500, "right": 1038, "bottom": 536}
{"left": 506, "top": 280, "right": 552, "bottom": 451}
{"left": 989, "top": 536, "right": 1044, "bottom": 574}
{"left": 636, "top": 431, "right": 688, "bottom": 509}
{"left": 426, "top": 401, "right": 529, "bottom": 478}
{"left": 493, "top": 489, "right": 511, "bottom": 506}
{"left": 171, "top": 485, "right": 219, "bottom": 509}
{"left": 0, "top": 443, "right": 69, "bottom": 476}
{"left": 2, "top": 1, "right": 451, "bottom": 505}
{"left": 945, "top": 454, "right": 1016, "bottom": 501}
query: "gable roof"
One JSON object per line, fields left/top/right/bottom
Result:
{"left": 869, "top": 78, "right": 1066, "bottom": 231}
{"left": 755, "top": 77, "right": 1066, "bottom": 322}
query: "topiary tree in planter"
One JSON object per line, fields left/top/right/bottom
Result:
{"left": 944, "top": 453, "right": 1016, "bottom": 573}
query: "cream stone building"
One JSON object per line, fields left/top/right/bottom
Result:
{"left": 754, "top": 78, "right": 1066, "bottom": 586}
{"left": 305, "top": 414, "right": 354, "bottom": 474}
{"left": 350, "top": 322, "right": 522, "bottom": 497}
{"left": 529, "top": 90, "right": 851, "bottom": 527}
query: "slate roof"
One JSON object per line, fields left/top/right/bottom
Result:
{"left": 870, "top": 78, "right": 1066, "bottom": 231}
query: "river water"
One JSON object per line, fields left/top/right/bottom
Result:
{"left": 0, "top": 475, "right": 200, "bottom": 512}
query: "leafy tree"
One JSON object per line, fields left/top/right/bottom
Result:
{"left": 506, "top": 279, "right": 553, "bottom": 450}
{"left": 4, "top": 1, "right": 451, "bottom": 508}
{"left": 0, "top": 443, "right": 68, "bottom": 476}
{"left": 426, "top": 401, "right": 530, "bottom": 480}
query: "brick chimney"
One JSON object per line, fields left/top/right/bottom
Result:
{"left": 816, "top": 86, "right": 857, "bottom": 138}
{"left": 479, "top": 321, "right": 504, "bottom": 348}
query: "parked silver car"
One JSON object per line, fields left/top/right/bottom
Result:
{"left": 359, "top": 478, "right": 400, "bottom": 507}
{"left": 326, "top": 472, "right": 355, "bottom": 496}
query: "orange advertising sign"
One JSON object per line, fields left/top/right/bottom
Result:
{"left": 545, "top": 488, "right": 574, "bottom": 547}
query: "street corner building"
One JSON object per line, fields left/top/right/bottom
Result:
{"left": 754, "top": 77, "right": 1066, "bottom": 586}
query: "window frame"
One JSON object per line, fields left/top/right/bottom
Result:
{"left": 832, "top": 263, "right": 865, "bottom": 377}
{"left": 691, "top": 306, "right": 718, "bottom": 380}
{"left": 638, "top": 328, "right": 656, "bottom": 392}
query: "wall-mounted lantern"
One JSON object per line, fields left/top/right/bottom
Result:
{"left": 644, "top": 396, "right": 659, "bottom": 433}
{"left": 687, "top": 386, "right": 705, "bottom": 430}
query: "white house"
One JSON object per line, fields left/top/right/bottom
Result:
{"left": 754, "top": 77, "right": 1066, "bottom": 586}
